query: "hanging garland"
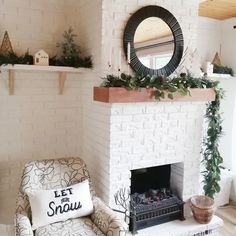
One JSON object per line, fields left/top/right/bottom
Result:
{"left": 101, "top": 73, "right": 224, "bottom": 198}
{"left": 202, "top": 87, "right": 224, "bottom": 198}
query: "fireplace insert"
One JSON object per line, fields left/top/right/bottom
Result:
{"left": 129, "top": 188, "right": 185, "bottom": 234}
{"left": 129, "top": 165, "right": 185, "bottom": 234}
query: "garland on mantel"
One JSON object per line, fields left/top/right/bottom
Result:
{"left": 101, "top": 73, "right": 224, "bottom": 198}
{"left": 101, "top": 73, "right": 220, "bottom": 100}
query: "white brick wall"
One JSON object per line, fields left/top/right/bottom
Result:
{"left": 107, "top": 102, "right": 206, "bottom": 207}
{"left": 0, "top": 70, "right": 84, "bottom": 224}
{"left": 65, "top": 0, "right": 102, "bottom": 71}
{"left": 101, "top": 0, "right": 200, "bottom": 76}
{"left": 0, "top": 0, "right": 71, "bottom": 55}
{"left": 0, "top": 0, "right": 205, "bottom": 231}
{"left": 81, "top": 0, "right": 203, "bottom": 206}
{"left": 0, "top": 0, "right": 102, "bottom": 225}
{"left": 85, "top": 101, "right": 206, "bottom": 219}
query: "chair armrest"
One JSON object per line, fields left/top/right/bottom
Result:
{"left": 91, "top": 196, "right": 128, "bottom": 236}
{"left": 15, "top": 192, "right": 33, "bottom": 236}
{"left": 15, "top": 213, "right": 34, "bottom": 236}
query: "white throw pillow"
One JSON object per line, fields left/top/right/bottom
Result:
{"left": 26, "top": 179, "right": 93, "bottom": 230}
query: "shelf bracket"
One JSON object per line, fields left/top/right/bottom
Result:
{"left": 58, "top": 72, "right": 67, "bottom": 95}
{"left": 9, "top": 69, "right": 15, "bottom": 95}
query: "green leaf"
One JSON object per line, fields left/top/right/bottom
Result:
{"left": 168, "top": 93, "right": 174, "bottom": 100}
{"left": 168, "top": 86, "right": 177, "bottom": 93}
{"left": 160, "top": 91, "right": 165, "bottom": 99}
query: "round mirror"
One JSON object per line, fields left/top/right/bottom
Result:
{"left": 123, "top": 6, "right": 184, "bottom": 77}
{"left": 134, "top": 17, "right": 174, "bottom": 70}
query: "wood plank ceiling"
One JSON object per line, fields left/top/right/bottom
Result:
{"left": 199, "top": 0, "right": 236, "bottom": 20}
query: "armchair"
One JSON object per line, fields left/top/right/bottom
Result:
{"left": 15, "top": 157, "right": 127, "bottom": 236}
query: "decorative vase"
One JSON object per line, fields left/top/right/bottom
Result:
{"left": 190, "top": 195, "right": 215, "bottom": 224}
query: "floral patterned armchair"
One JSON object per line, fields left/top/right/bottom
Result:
{"left": 15, "top": 157, "right": 127, "bottom": 236}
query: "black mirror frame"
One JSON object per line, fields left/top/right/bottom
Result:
{"left": 123, "top": 5, "right": 184, "bottom": 77}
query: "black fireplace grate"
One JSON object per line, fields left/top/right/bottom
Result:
{"left": 129, "top": 190, "right": 185, "bottom": 234}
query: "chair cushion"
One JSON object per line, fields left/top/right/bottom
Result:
{"left": 35, "top": 217, "right": 105, "bottom": 236}
{"left": 26, "top": 180, "right": 93, "bottom": 230}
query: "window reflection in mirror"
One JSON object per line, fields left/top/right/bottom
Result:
{"left": 134, "top": 17, "right": 174, "bottom": 70}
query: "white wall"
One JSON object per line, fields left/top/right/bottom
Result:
{"left": 219, "top": 20, "right": 236, "bottom": 201}
{"left": 0, "top": 71, "right": 85, "bottom": 224}
{"left": 0, "top": 0, "right": 71, "bottom": 56}
{"left": 198, "top": 16, "right": 236, "bottom": 200}
{"left": 214, "top": 78, "right": 236, "bottom": 202}
{"left": 197, "top": 16, "right": 236, "bottom": 74}
{"left": 65, "top": 0, "right": 102, "bottom": 71}
{"left": 63, "top": 0, "right": 106, "bottom": 200}
{"left": 231, "top": 97, "right": 236, "bottom": 201}
{"left": 210, "top": 78, "right": 236, "bottom": 170}
{"left": 0, "top": 0, "right": 95, "bottom": 225}
{"left": 221, "top": 18, "right": 236, "bottom": 74}
{"left": 197, "top": 17, "right": 221, "bottom": 68}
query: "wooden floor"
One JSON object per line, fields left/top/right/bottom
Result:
{"left": 217, "top": 204, "right": 236, "bottom": 236}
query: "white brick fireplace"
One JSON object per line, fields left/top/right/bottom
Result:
{"left": 91, "top": 101, "right": 205, "bottom": 210}
{"left": 87, "top": 100, "right": 223, "bottom": 235}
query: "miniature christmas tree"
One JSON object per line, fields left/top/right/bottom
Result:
{"left": 212, "top": 52, "right": 221, "bottom": 66}
{"left": 0, "top": 31, "right": 14, "bottom": 55}
{"left": 57, "top": 27, "right": 80, "bottom": 59}
{"left": 54, "top": 27, "right": 92, "bottom": 68}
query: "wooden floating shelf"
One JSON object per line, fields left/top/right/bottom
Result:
{"left": 0, "top": 64, "right": 88, "bottom": 95}
{"left": 93, "top": 87, "right": 216, "bottom": 103}
{"left": 0, "top": 64, "right": 86, "bottom": 72}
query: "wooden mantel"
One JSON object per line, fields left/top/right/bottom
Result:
{"left": 93, "top": 87, "right": 216, "bottom": 103}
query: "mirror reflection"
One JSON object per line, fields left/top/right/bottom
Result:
{"left": 134, "top": 17, "right": 174, "bottom": 70}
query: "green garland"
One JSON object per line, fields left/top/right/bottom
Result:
{"left": 202, "top": 87, "right": 224, "bottom": 198}
{"left": 0, "top": 52, "right": 33, "bottom": 65}
{"left": 0, "top": 28, "right": 92, "bottom": 68}
{"left": 0, "top": 52, "right": 92, "bottom": 68}
{"left": 213, "top": 64, "right": 234, "bottom": 76}
{"left": 52, "top": 27, "right": 92, "bottom": 68}
{"left": 101, "top": 73, "right": 224, "bottom": 198}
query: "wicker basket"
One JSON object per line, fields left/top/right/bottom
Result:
{"left": 190, "top": 195, "right": 215, "bottom": 224}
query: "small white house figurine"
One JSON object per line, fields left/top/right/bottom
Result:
{"left": 34, "top": 49, "right": 49, "bottom": 66}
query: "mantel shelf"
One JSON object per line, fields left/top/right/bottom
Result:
{"left": 0, "top": 64, "right": 90, "bottom": 95}
{"left": 93, "top": 87, "right": 216, "bottom": 103}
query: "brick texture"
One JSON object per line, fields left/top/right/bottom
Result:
{"left": 0, "top": 0, "right": 102, "bottom": 225}
{"left": 0, "top": 0, "right": 204, "bottom": 230}
{"left": 108, "top": 102, "right": 206, "bottom": 209}
{"left": 81, "top": 0, "right": 203, "bottom": 208}
{"left": 0, "top": 71, "right": 83, "bottom": 224}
